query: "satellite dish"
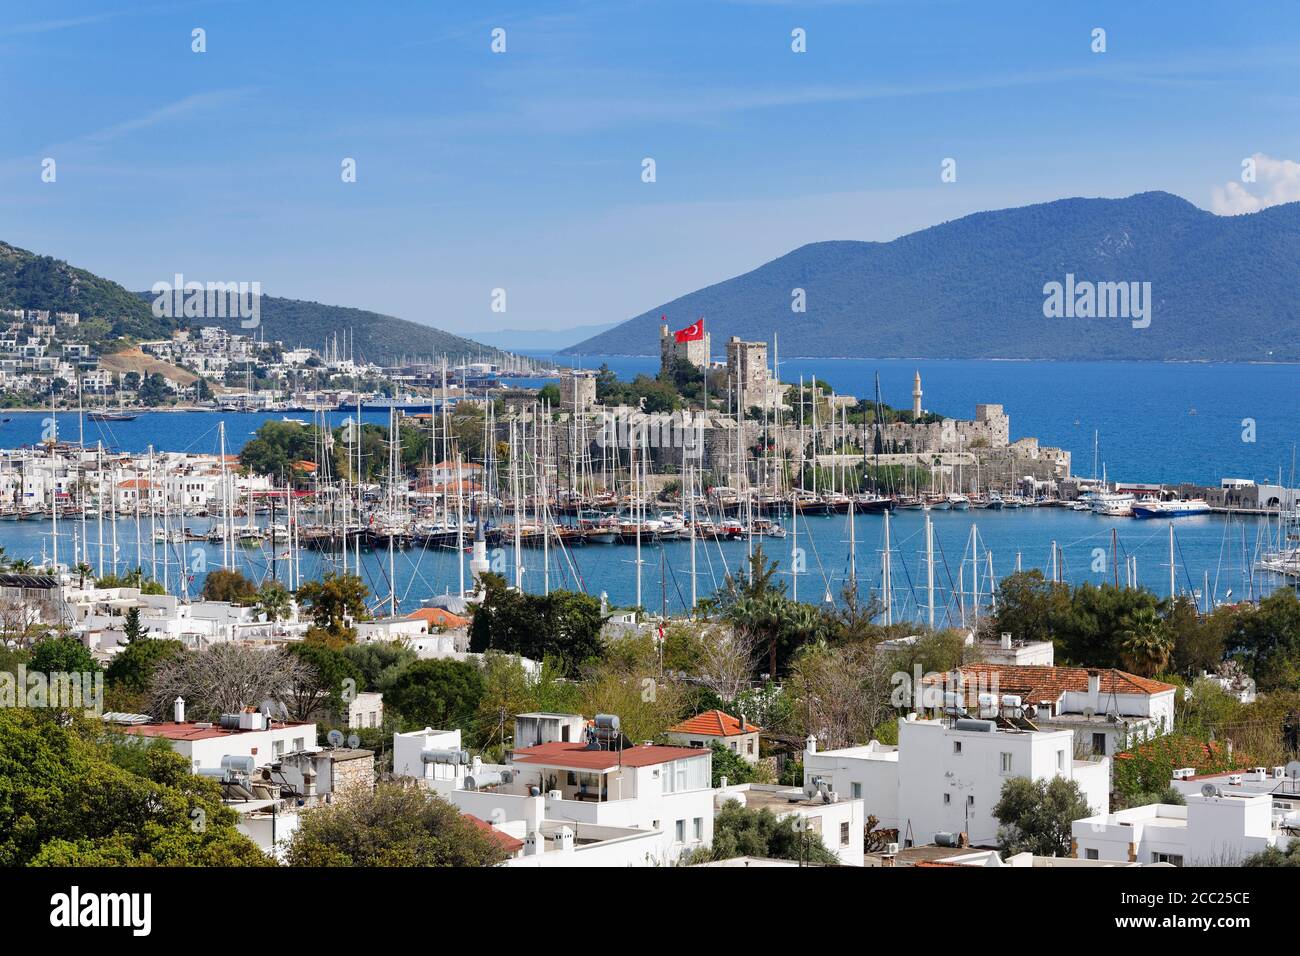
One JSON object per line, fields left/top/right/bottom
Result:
{"left": 347, "top": 734, "right": 361, "bottom": 749}
{"left": 1200, "top": 783, "right": 1220, "bottom": 798}
{"left": 327, "top": 729, "right": 344, "bottom": 747}
{"left": 1286, "top": 761, "right": 1300, "bottom": 779}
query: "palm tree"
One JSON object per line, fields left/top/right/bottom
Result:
{"left": 255, "top": 581, "right": 293, "bottom": 623}
{"left": 9, "top": 558, "right": 34, "bottom": 573}
{"left": 74, "top": 562, "right": 93, "bottom": 587}
{"left": 1119, "top": 606, "right": 1173, "bottom": 677}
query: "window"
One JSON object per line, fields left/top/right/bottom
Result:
{"left": 693, "top": 817, "right": 703, "bottom": 841}
{"left": 675, "top": 820, "right": 685, "bottom": 843}
{"left": 851, "top": 783, "right": 862, "bottom": 800}
{"left": 1057, "top": 750, "right": 1066, "bottom": 772}
{"left": 840, "top": 822, "right": 851, "bottom": 846}
{"left": 1000, "top": 752, "right": 1013, "bottom": 774}
{"left": 967, "top": 796, "right": 975, "bottom": 807}
{"left": 273, "top": 740, "right": 284, "bottom": 758}
{"left": 747, "top": 739, "right": 755, "bottom": 755}
{"left": 567, "top": 771, "right": 577, "bottom": 786}
{"left": 728, "top": 741, "right": 737, "bottom": 752}
{"left": 293, "top": 737, "right": 305, "bottom": 752}
{"left": 1153, "top": 852, "right": 1183, "bottom": 867}
{"left": 953, "top": 741, "right": 962, "bottom": 754}
{"left": 943, "top": 793, "right": 951, "bottom": 805}
{"left": 1085, "top": 848, "right": 1099, "bottom": 860}
{"left": 1092, "top": 733, "right": 1107, "bottom": 755}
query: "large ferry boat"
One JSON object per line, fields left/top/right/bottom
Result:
{"left": 1131, "top": 497, "right": 1212, "bottom": 519}
{"left": 1089, "top": 491, "right": 1136, "bottom": 517}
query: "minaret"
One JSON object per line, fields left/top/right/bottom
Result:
{"left": 912, "top": 370, "right": 923, "bottom": 418}
{"left": 470, "top": 501, "right": 490, "bottom": 582}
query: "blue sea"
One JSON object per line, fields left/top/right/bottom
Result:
{"left": 0, "top": 358, "right": 1295, "bottom": 619}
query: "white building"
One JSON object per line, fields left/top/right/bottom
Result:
{"left": 119, "top": 708, "right": 319, "bottom": 773}
{"left": 1073, "top": 789, "right": 1298, "bottom": 866}
{"left": 805, "top": 714, "right": 1110, "bottom": 848}
{"left": 715, "top": 783, "right": 865, "bottom": 866}
{"left": 665, "top": 709, "right": 762, "bottom": 763}
{"left": 395, "top": 714, "right": 715, "bottom": 865}
{"left": 929, "top": 664, "right": 1177, "bottom": 759}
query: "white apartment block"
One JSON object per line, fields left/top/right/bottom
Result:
{"left": 805, "top": 714, "right": 1110, "bottom": 848}
{"left": 1073, "top": 789, "right": 1298, "bottom": 866}
{"left": 930, "top": 664, "right": 1177, "bottom": 759}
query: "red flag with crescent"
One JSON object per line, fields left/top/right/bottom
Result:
{"left": 674, "top": 318, "right": 704, "bottom": 342}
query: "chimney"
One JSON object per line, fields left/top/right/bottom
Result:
{"left": 173, "top": 696, "right": 185, "bottom": 723}
{"left": 1000, "top": 632, "right": 1012, "bottom": 651}
{"left": 1087, "top": 671, "right": 1101, "bottom": 703}
{"left": 805, "top": 734, "right": 817, "bottom": 755}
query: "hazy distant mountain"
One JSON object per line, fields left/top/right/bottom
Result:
{"left": 472, "top": 322, "right": 621, "bottom": 351}
{"left": 0, "top": 238, "right": 509, "bottom": 363}
{"left": 178, "top": 295, "right": 514, "bottom": 364}
{"left": 564, "top": 192, "right": 1300, "bottom": 361}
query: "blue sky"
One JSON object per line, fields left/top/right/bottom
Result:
{"left": 1, "top": 0, "right": 1297, "bottom": 339}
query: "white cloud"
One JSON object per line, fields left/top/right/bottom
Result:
{"left": 1211, "top": 153, "right": 1300, "bottom": 214}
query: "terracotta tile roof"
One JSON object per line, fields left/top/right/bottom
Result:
{"left": 1114, "top": 735, "right": 1253, "bottom": 774}
{"left": 511, "top": 741, "right": 704, "bottom": 771}
{"left": 668, "top": 709, "right": 761, "bottom": 737}
{"left": 122, "top": 720, "right": 312, "bottom": 741}
{"left": 406, "top": 607, "right": 470, "bottom": 629}
{"left": 923, "top": 664, "right": 1176, "bottom": 704}
{"left": 463, "top": 814, "right": 524, "bottom": 854}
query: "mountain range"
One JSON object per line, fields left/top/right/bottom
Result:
{"left": 564, "top": 192, "right": 1300, "bottom": 362}
{"left": 0, "top": 240, "right": 508, "bottom": 364}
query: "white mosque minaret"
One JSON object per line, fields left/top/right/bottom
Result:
{"left": 912, "top": 369, "right": 923, "bottom": 418}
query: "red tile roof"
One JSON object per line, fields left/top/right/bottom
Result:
{"left": 407, "top": 607, "right": 470, "bottom": 629}
{"left": 122, "top": 720, "right": 312, "bottom": 741}
{"left": 511, "top": 741, "right": 704, "bottom": 771}
{"left": 668, "top": 709, "right": 760, "bottom": 737}
{"left": 463, "top": 814, "right": 524, "bottom": 854}
{"left": 923, "top": 664, "right": 1176, "bottom": 704}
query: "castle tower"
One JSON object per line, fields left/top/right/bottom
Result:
{"left": 912, "top": 370, "right": 923, "bottom": 419}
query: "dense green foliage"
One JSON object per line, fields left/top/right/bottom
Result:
{"left": 566, "top": 192, "right": 1300, "bottom": 361}
{"left": 283, "top": 781, "right": 507, "bottom": 867}
{"left": 689, "top": 801, "right": 840, "bottom": 865}
{"left": 386, "top": 659, "right": 485, "bottom": 731}
{"left": 0, "top": 241, "right": 170, "bottom": 347}
{"left": 468, "top": 574, "right": 605, "bottom": 675}
{"left": 0, "top": 710, "right": 268, "bottom": 865}
{"left": 992, "top": 776, "right": 1092, "bottom": 856}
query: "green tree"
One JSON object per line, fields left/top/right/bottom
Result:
{"left": 122, "top": 606, "right": 144, "bottom": 644}
{"left": 1244, "top": 843, "right": 1300, "bottom": 867}
{"left": 1232, "top": 589, "right": 1300, "bottom": 690}
{"left": 468, "top": 574, "right": 604, "bottom": 675}
{"left": 992, "top": 776, "right": 1092, "bottom": 856}
{"left": 694, "top": 801, "right": 840, "bottom": 865}
{"left": 296, "top": 573, "right": 369, "bottom": 639}
{"left": 342, "top": 641, "right": 420, "bottom": 693}
{"left": 254, "top": 581, "right": 292, "bottom": 622}
{"left": 284, "top": 781, "right": 506, "bottom": 867}
{"left": 29, "top": 635, "right": 100, "bottom": 675}
{"left": 709, "top": 740, "right": 756, "bottom": 787}
{"left": 201, "top": 568, "right": 257, "bottom": 603}
{"left": 386, "top": 659, "right": 485, "bottom": 730}
{"left": 105, "top": 637, "right": 184, "bottom": 696}
{"left": 284, "top": 642, "right": 364, "bottom": 722}
{"left": 0, "top": 710, "right": 267, "bottom": 866}
{"left": 1118, "top": 606, "right": 1174, "bottom": 677}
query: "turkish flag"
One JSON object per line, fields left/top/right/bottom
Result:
{"left": 674, "top": 319, "right": 705, "bottom": 342}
